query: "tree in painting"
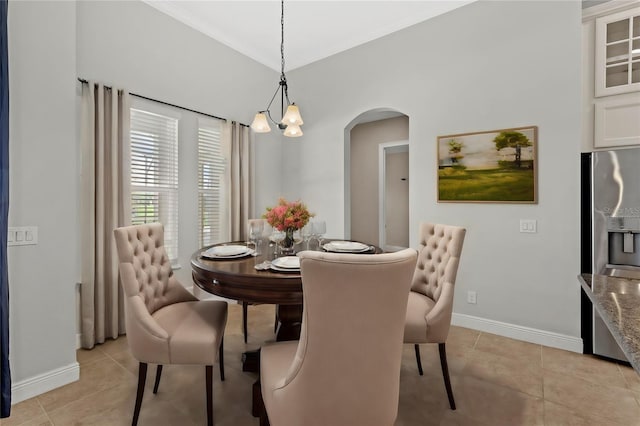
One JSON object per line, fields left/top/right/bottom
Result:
{"left": 447, "top": 139, "right": 464, "bottom": 164}
{"left": 493, "top": 131, "right": 531, "bottom": 168}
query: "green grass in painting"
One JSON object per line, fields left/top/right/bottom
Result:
{"left": 438, "top": 165, "right": 534, "bottom": 202}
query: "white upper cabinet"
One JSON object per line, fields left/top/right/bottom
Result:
{"left": 595, "top": 7, "right": 640, "bottom": 97}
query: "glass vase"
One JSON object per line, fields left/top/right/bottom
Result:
{"left": 279, "top": 228, "right": 296, "bottom": 256}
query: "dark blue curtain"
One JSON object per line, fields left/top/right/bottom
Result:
{"left": 0, "top": 0, "right": 10, "bottom": 418}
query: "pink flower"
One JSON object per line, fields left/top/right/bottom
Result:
{"left": 263, "top": 198, "right": 313, "bottom": 231}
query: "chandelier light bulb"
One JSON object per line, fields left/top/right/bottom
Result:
{"left": 281, "top": 104, "right": 304, "bottom": 126}
{"left": 283, "top": 124, "right": 303, "bottom": 138}
{"left": 250, "top": 112, "right": 271, "bottom": 133}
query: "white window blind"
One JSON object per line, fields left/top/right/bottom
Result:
{"left": 198, "top": 119, "right": 226, "bottom": 247}
{"left": 130, "top": 108, "right": 179, "bottom": 262}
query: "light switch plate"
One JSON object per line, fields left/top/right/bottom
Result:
{"left": 8, "top": 226, "right": 38, "bottom": 246}
{"left": 519, "top": 219, "right": 537, "bottom": 233}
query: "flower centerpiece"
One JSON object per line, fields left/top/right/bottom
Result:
{"left": 263, "top": 198, "right": 313, "bottom": 255}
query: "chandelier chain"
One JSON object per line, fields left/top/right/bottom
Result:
{"left": 281, "top": 0, "right": 285, "bottom": 76}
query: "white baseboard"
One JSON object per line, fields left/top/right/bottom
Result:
{"left": 452, "top": 313, "right": 583, "bottom": 353}
{"left": 11, "top": 362, "right": 80, "bottom": 404}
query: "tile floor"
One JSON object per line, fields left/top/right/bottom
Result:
{"left": 3, "top": 303, "right": 640, "bottom": 426}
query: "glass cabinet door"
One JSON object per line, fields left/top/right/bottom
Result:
{"left": 595, "top": 7, "right": 640, "bottom": 97}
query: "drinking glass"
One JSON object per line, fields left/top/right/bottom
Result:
{"left": 292, "top": 229, "right": 303, "bottom": 246}
{"left": 270, "top": 230, "right": 285, "bottom": 258}
{"left": 312, "top": 220, "right": 326, "bottom": 250}
{"left": 301, "top": 223, "right": 313, "bottom": 250}
{"left": 248, "top": 219, "right": 265, "bottom": 255}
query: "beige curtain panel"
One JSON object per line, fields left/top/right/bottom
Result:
{"left": 224, "top": 121, "right": 252, "bottom": 241}
{"left": 80, "top": 81, "right": 131, "bottom": 349}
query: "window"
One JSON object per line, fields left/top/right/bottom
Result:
{"left": 129, "top": 108, "right": 179, "bottom": 262}
{"left": 198, "top": 118, "right": 226, "bottom": 247}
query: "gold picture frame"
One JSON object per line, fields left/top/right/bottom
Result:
{"left": 437, "top": 126, "right": 538, "bottom": 203}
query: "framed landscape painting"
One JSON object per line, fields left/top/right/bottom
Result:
{"left": 437, "top": 126, "right": 538, "bottom": 203}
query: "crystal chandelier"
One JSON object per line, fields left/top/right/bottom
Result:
{"left": 250, "top": 0, "right": 304, "bottom": 137}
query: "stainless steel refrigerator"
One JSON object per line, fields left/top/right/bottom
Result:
{"left": 581, "top": 148, "right": 640, "bottom": 361}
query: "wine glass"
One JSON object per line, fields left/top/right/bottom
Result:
{"left": 292, "top": 229, "right": 303, "bottom": 246}
{"left": 301, "top": 223, "right": 313, "bottom": 250}
{"left": 248, "top": 219, "right": 265, "bottom": 255}
{"left": 312, "top": 220, "right": 326, "bottom": 250}
{"left": 270, "top": 229, "right": 285, "bottom": 258}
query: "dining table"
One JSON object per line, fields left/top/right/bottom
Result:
{"left": 191, "top": 240, "right": 380, "bottom": 346}
{"left": 190, "top": 239, "right": 380, "bottom": 416}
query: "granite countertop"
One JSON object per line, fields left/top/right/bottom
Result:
{"left": 579, "top": 273, "right": 640, "bottom": 373}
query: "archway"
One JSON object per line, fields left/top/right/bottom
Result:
{"left": 344, "top": 109, "right": 409, "bottom": 249}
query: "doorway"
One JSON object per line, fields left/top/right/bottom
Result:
{"left": 379, "top": 142, "right": 409, "bottom": 251}
{"left": 345, "top": 112, "right": 409, "bottom": 248}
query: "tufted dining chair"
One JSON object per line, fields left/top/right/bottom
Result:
{"left": 404, "top": 222, "right": 466, "bottom": 410}
{"left": 113, "top": 223, "right": 228, "bottom": 426}
{"left": 259, "top": 248, "right": 417, "bottom": 426}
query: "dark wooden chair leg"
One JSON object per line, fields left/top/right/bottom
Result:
{"left": 218, "top": 337, "right": 225, "bottom": 381}
{"left": 274, "top": 305, "right": 278, "bottom": 333}
{"left": 152, "top": 365, "right": 163, "bottom": 394}
{"left": 414, "top": 344, "right": 424, "bottom": 376}
{"left": 256, "top": 380, "right": 270, "bottom": 426}
{"left": 132, "top": 362, "right": 148, "bottom": 426}
{"left": 206, "top": 365, "right": 214, "bottom": 426}
{"left": 438, "top": 343, "right": 456, "bottom": 410}
{"left": 242, "top": 301, "right": 249, "bottom": 343}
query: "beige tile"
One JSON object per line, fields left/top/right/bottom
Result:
{"left": 619, "top": 363, "right": 640, "bottom": 394}
{"left": 0, "top": 398, "right": 46, "bottom": 426}
{"left": 46, "top": 380, "right": 136, "bottom": 426}
{"left": 439, "top": 410, "right": 495, "bottom": 426}
{"left": 37, "top": 357, "right": 132, "bottom": 412}
{"left": 542, "top": 346, "right": 627, "bottom": 389}
{"left": 463, "top": 347, "right": 543, "bottom": 398}
{"left": 75, "top": 347, "right": 107, "bottom": 366}
{"left": 5, "top": 415, "right": 52, "bottom": 426}
{"left": 453, "top": 375, "right": 545, "bottom": 426}
{"left": 543, "top": 368, "right": 640, "bottom": 425}
{"left": 543, "top": 400, "right": 628, "bottom": 426}
{"left": 96, "top": 335, "right": 130, "bottom": 356}
{"left": 475, "top": 332, "right": 542, "bottom": 366}
{"left": 397, "top": 371, "right": 448, "bottom": 426}
{"left": 9, "top": 299, "right": 640, "bottom": 426}
{"left": 107, "top": 347, "right": 139, "bottom": 377}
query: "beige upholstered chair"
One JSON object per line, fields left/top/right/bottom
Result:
{"left": 113, "top": 223, "right": 228, "bottom": 426}
{"left": 404, "top": 222, "right": 466, "bottom": 410}
{"left": 260, "top": 248, "right": 418, "bottom": 426}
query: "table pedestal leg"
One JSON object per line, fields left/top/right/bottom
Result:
{"left": 275, "top": 304, "right": 303, "bottom": 342}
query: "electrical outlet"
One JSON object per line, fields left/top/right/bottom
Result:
{"left": 467, "top": 290, "right": 477, "bottom": 304}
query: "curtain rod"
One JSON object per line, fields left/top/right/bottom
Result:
{"left": 77, "top": 78, "right": 249, "bottom": 127}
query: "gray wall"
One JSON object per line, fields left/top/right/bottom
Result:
{"left": 278, "top": 0, "right": 583, "bottom": 339}
{"left": 8, "top": 1, "right": 78, "bottom": 394}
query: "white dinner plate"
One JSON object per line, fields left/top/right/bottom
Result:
{"left": 202, "top": 245, "right": 253, "bottom": 259}
{"left": 271, "top": 256, "right": 300, "bottom": 269}
{"left": 323, "top": 241, "right": 370, "bottom": 253}
{"left": 270, "top": 264, "right": 300, "bottom": 273}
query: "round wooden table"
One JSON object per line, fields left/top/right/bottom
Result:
{"left": 191, "top": 242, "right": 307, "bottom": 341}
{"left": 191, "top": 240, "right": 379, "bottom": 417}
